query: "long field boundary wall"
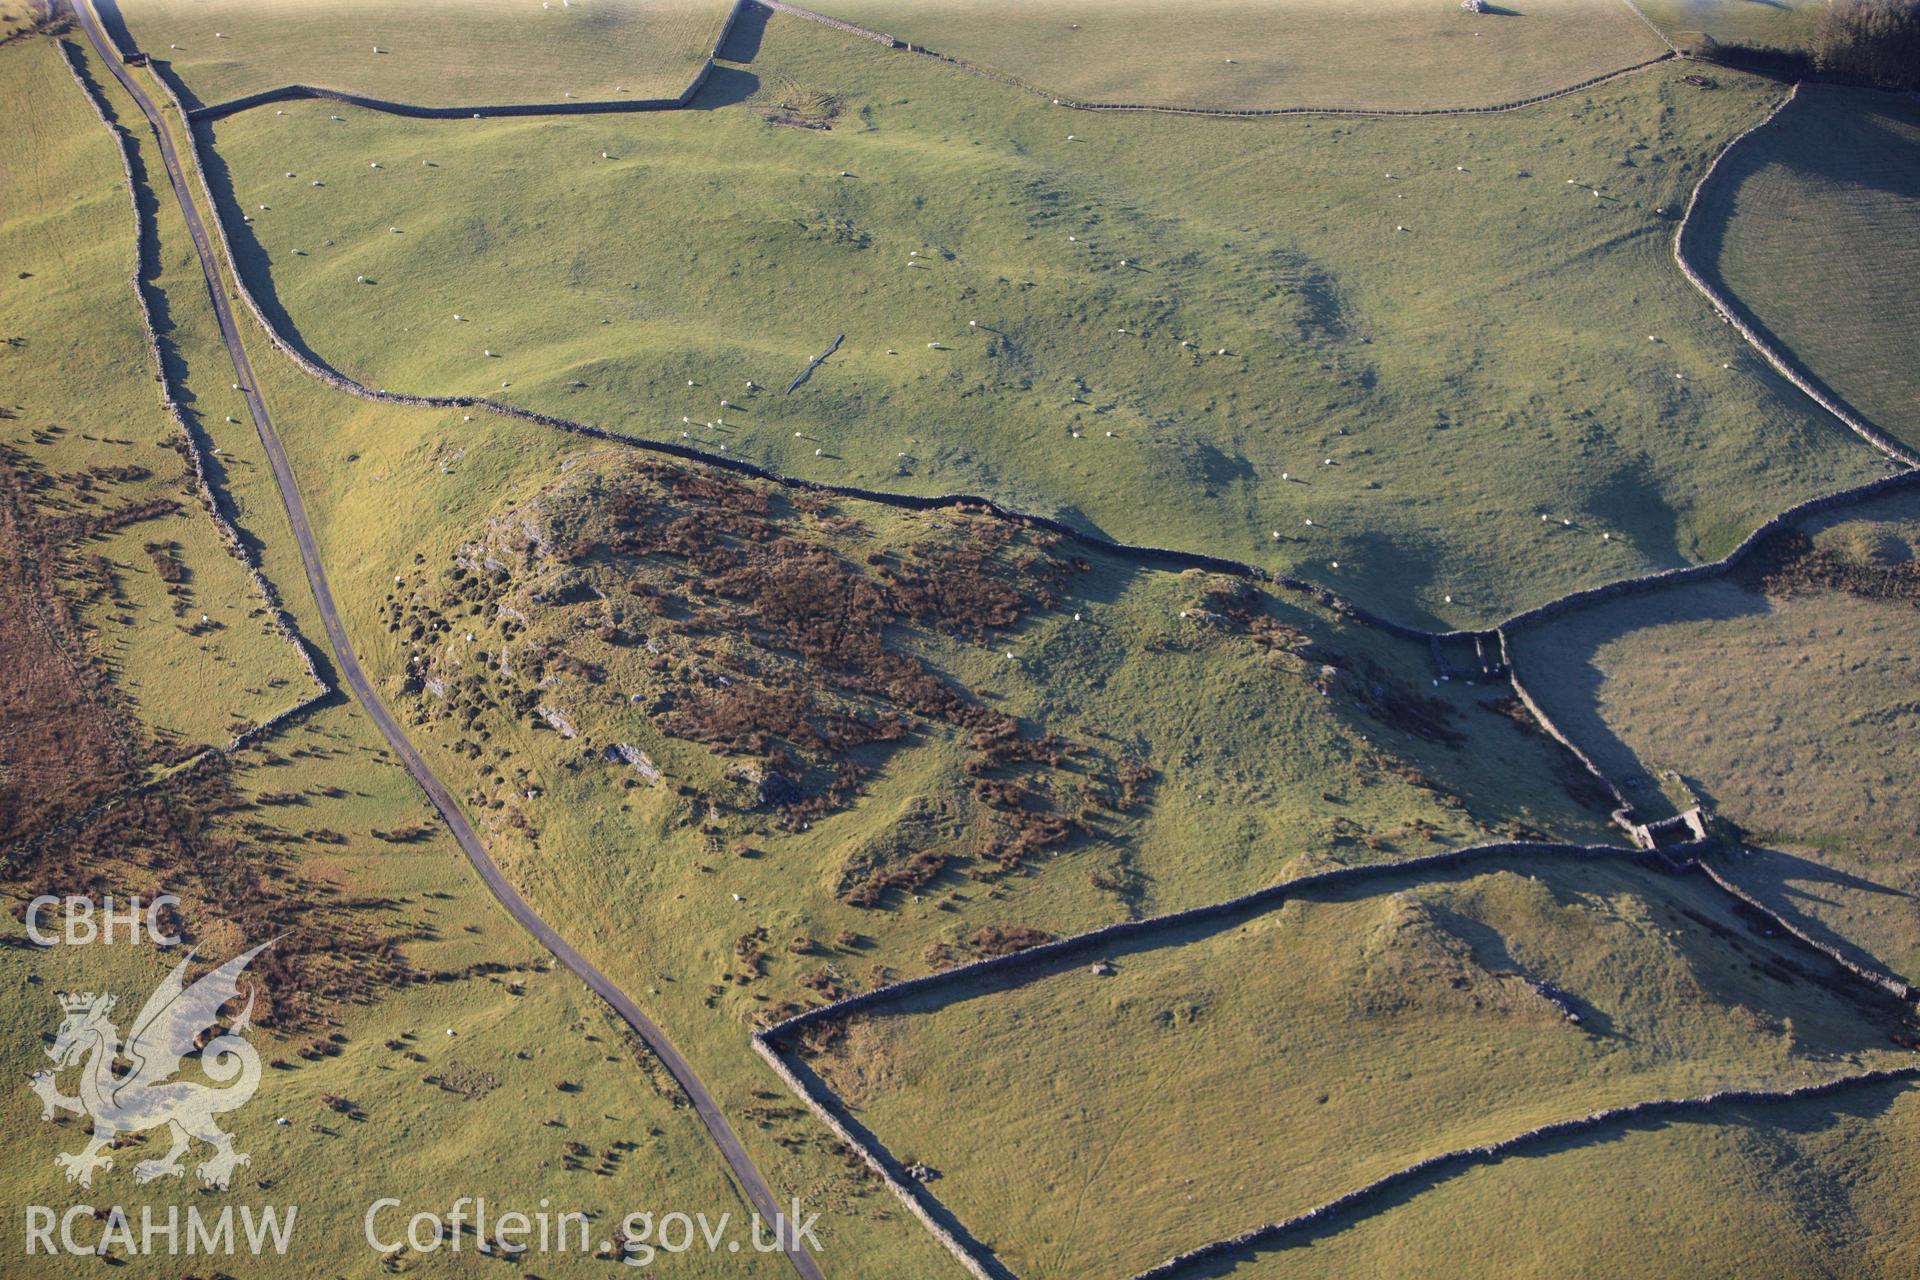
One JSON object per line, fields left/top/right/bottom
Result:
{"left": 1696, "top": 858, "right": 1915, "bottom": 1002}
{"left": 754, "top": 843, "right": 1674, "bottom": 1280}
{"left": 1496, "top": 629, "right": 1637, "bottom": 829}
{"left": 1617, "top": 0, "right": 1682, "bottom": 55}
{"left": 59, "top": 37, "right": 329, "bottom": 753}
{"left": 1670, "top": 84, "right": 1919, "bottom": 469}
{"left": 89, "top": 0, "right": 752, "bottom": 123}
{"left": 753, "top": 1035, "right": 1007, "bottom": 1280}
{"left": 754, "top": 832, "right": 1916, "bottom": 1280}
{"left": 1487, "top": 465, "right": 1920, "bottom": 637}
{"left": 752, "top": 838, "right": 1672, "bottom": 1280}
{"left": 120, "top": 0, "right": 1920, "bottom": 668}
{"left": 119, "top": 6, "right": 1920, "bottom": 884}
{"left": 106, "top": 0, "right": 1683, "bottom": 125}
{"left": 763, "top": 840, "right": 1664, "bottom": 1039}
{"left": 1131, "top": 1065, "right": 1920, "bottom": 1279}
{"left": 133, "top": 27, "right": 1920, "bottom": 661}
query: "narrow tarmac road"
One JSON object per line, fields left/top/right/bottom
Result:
{"left": 70, "top": 9, "right": 824, "bottom": 1276}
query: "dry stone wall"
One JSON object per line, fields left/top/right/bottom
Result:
{"left": 763, "top": 0, "right": 1675, "bottom": 120}
{"left": 1670, "top": 83, "right": 1917, "bottom": 468}
{"left": 60, "top": 38, "right": 328, "bottom": 752}
{"left": 753, "top": 831, "right": 1920, "bottom": 1280}
{"left": 1130, "top": 1065, "right": 1920, "bottom": 1279}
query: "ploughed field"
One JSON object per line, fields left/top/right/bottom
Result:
{"left": 195, "top": 12, "right": 1886, "bottom": 630}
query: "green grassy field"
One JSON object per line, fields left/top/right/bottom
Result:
{"left": 112, "top": 0, "right": 733, "bottom": 108}
{"left": 0, "top": 33, "right": 309, "bottom": 752}
{"left": 1692, "top": 83, "right": 1920, "bottom": 451}
{"left": 1510, "top": 488, "right": 1920, "bottom": 982}
{"left": 1218, "top": 1075, "right": 1920, "bottom": 1279}
{"left": 215, "top": 230, "right": 1636, "bottom": 1277}
{"left": 15, "top": 6, "right": 1918, "bottom": 1277}
{"left": 810, "top": 0, "right": 1670, "bottom": 111}
{"left": 796, "top": 855, "right": 1913, "bottom": 1278}
{"left": 192, "top": 13, "right": 1883, "bottom": 629}
{"left": 1632, "top": 0, "right": 1823, "bottom": 48}
{"left": 0, "top": 33, "right": 797, "bottom": 1279}
{"left": 0, "top": 702, "right": 769, "bottom": 1280}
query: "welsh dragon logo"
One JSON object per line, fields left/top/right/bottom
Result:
{"left": 29, "top": 942, "right": 271, "bottom": 1190}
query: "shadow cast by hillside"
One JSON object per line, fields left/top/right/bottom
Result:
{"left": 1683, "top": 87, "right": 1920, "bottom": 453}
{"left": 1512, "top": 578, "right": 1774, "bottom": 819}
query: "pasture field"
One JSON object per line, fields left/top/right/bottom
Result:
{"left": 0, "top": 706, "right": 765, "bottom": 1280}
{"left": 1692, "top": 83, "right": 1920, "bottom": 452}
{"left": 0, "top": 34, "right": 308, "bottom": 753}
{"left": 193, "top": 12, "right": 1885, "bottom": 630}
{"left": 226, "top": 288, "right": 1623, "bottom": 1274}
{"left": 809, "top": 0, "right": 1671, "bottom": 111}
{"left": 790, "top": 855, "right": 1915, "bottom": 1278}
{"left": 108, "top": 0, "right": 734, "bottom": 108}
{"left": 0, "top": 34, "right": 790, "bottom": 1279}
{"left": 1633, "top": 0, "right": 1823, "bottom": 49}
{"left": 1221, "top": 1074, "right": 1920, "bottom": 1279}
{"left": 1510, "top": 487, "right": 1920, "bottom": 981}
{"left": 19, "top": 6, "right": 1919, "bottom": 1277}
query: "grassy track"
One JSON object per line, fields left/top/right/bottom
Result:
{"left": 192, "top": 14, "right": 1883, "bottom": 629}
{"left": 804, "top": 0, "right": 1670, "bottom": 112}
{"left": 112, "top": 0, "right": 733, "bottom": 108}
{"left": 1691, "top": 83, "right": 1920, "bottom": 452}
{"left": 797, "top": 854, "right": 1913, "bottom": 1278}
